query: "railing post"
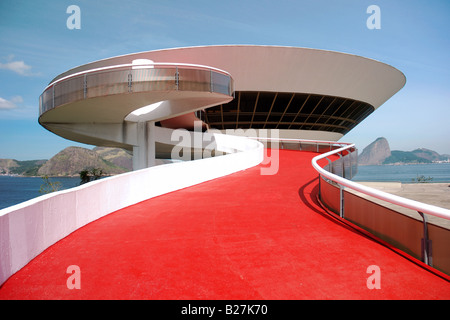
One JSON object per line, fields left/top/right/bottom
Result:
{"left": 349, "top": 153, "right": 352, "bottom": 179}
{"left": 339, "top": 185, "right": 345, "bottom": 218}
{"left": 336, "top": 153, "right": 343, "bottom": 177}
{"left": 83, "top": 74, "right": 87, "bottom": 99}
{"left": 318, "top": 174, "right": 322, "bottom": 201}
{"left": 418, "top": 211, "right": 433, "bottom": 267}
{"left": 52, "top": 85, "right": 55, "bottom": 109}
{"left": 128, "top": 72, "right": 132, "bottom": 93}
{"left": 325, "top": 157, "right": 332, "bottom": 174}
{"left": 210, "top": 69, "right": 213, "bottom": 92}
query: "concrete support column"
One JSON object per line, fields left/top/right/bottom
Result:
{"left": 147, "top": 121, "right": 156, "bottom": 168}
{"left": 132, "top": 145, "right": 141, "bottom": 171}
{"left": 132, "top": 121, "right": 156, "bottom": 170}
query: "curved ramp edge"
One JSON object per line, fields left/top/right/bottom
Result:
{"left": 0, "top": 134, "right": 263, "bottom": 286}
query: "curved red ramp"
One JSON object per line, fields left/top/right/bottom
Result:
{"left": 0, "top": 150, "right": 448, "bottom": 299}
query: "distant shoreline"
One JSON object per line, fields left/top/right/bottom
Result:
{"left": 0, "top": 173, "right": 116, "bottom": 178}
{"left": 0, "top": 173, "right": 77, "bottom": 178}
{"left": 359, "top": 162, "right": 450, "bottom": 166}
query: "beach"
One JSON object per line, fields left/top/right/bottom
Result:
{"left": 352, "top": 182, "right": 450, "bottom": 229}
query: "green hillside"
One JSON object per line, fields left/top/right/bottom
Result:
{"left": 383, "top": 151, "right": 432, "bottom": 164}
{"left": 1, "top": 147, "right": 132, "bottom": 177}
{"left": 0, "top": 159, "right": 47, "bottom": 176}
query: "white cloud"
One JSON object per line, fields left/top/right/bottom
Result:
{"left": 0, "top": 56, "right": 34, "bottom": 76}
{"left": 0, "top": 96, "right": 22, "bottom": 110}
{"left": 0, "top": 96, "right": 36, "bottom": 119}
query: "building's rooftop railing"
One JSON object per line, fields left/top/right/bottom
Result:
{"left": 39, "top": 62, "right": 234, "bottom": 117}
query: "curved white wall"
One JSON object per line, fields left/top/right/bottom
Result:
{"left": 0, "top": 134, "right": 263, "bottom": 286}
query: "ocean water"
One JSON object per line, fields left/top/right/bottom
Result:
{"left": 1, "top": 163, "right": 450, "bottom": 210}
{"left": 0, "top": 176, "right": 80, "bottom": 210}
{"left": 352, "top": 163, "right": 450, "bottom": 183}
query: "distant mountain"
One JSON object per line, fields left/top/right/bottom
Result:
{"left": 411, "top": 148, "right": 449, "bottom": 162}
{"left": 383, "top": 151, "right": 432, "bottom": 164}
{"left": 1, "top": 146, "right": 132, "bottom": 177}
{"left": 359, "top": 137, "right": 449, "bottom": 165}
{"left": 93, "top": 147, "right": 132, "bottom": 171}
{"left": 0, "top": 159, "right": 18, "bottom": 175}
{"left": 358, "top": 137, "right": 391, "bottom": 165}
{"left": 37, "top": 146, "right": 131, "bottom": 177}
{"left": 0, "top": 159, "right": 47, "bottom": 176}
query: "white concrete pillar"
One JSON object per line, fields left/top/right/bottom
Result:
{"left": 132, "top": 145, "right": 141, "bottom": 171}
{"left": 132, "top": 121, "right": 156, "bottom": 170}
{"left": 147, "top": 121, "right": 156, "bottom": 167}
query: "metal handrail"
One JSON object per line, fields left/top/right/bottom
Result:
{"left": 254, "top": 137, "right": 352, "bottom": 146}
{"left": 311, "top": 143, "right": 450, "bottom": 221}
{"left": 39, "top": 61, "right": 234, "bottom": 117}
{"left": 249, "top": 136, "right": 450, "bottom": 268}
{"left": 253, "top": 136, "right": 450, "bottom": 221}
{"left": 43, "top": 62, "right": 232, "bottom": 91}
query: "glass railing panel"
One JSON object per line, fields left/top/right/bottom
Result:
{"left": 319, "top": 147, "right": 358, "bottom": 180}
{"left": 131, "top": 68, "right": 177, "bottom": 92}
{"left": 178, "top": 68, "right": 211, "bottom": 92}
{"left": 54, "top": 76, "right": 84, "bottom": 107}
{"left": 211, "top": 72, "right": 232, "bottom": 95}
{"left": 40, "top": 64, "right": 234, "bottom": 117}
{"left": 40, "top": 88, "right": 54, "bottom": 114}
{"left": 351, "top": 150, "right": 358, "bottom": 177}
{"left": 317, "top": 144, "right": 332, "bottom": 153}
{"left": 331, "top": 157, "right": 344, "bottom": 177}
{"left": 299, "top": 142, "right": 317, "bottom": 152}
{"left": 86, "top": 69, "right": 129, "bottom": 98}
{"left": 342, "top": 153, "right": 350, "bottom": 179}
{"left": 280, "top": 142, "right": 300, "bottom": 150}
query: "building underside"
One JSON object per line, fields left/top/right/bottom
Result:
{"left": 199, "top": 91, "right": 374, "bottom": 134}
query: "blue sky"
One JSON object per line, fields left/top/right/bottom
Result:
{"left": 0, "top": 0, "right": 449, "bottom": 160}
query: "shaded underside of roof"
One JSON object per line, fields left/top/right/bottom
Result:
{"left": 201, "top": 91, "right": 374, "bottom": 134}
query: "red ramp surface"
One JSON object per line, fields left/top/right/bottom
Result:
{"left": 1, "top": 150, "right": 449, "bottom": 299}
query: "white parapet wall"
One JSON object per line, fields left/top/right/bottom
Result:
{"left": 0, "top": 133, "right": 263, "bottom": 286}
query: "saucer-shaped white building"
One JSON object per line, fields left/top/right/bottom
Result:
{"left": 39, "top": 45, "right": 406, "bottom": 169}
